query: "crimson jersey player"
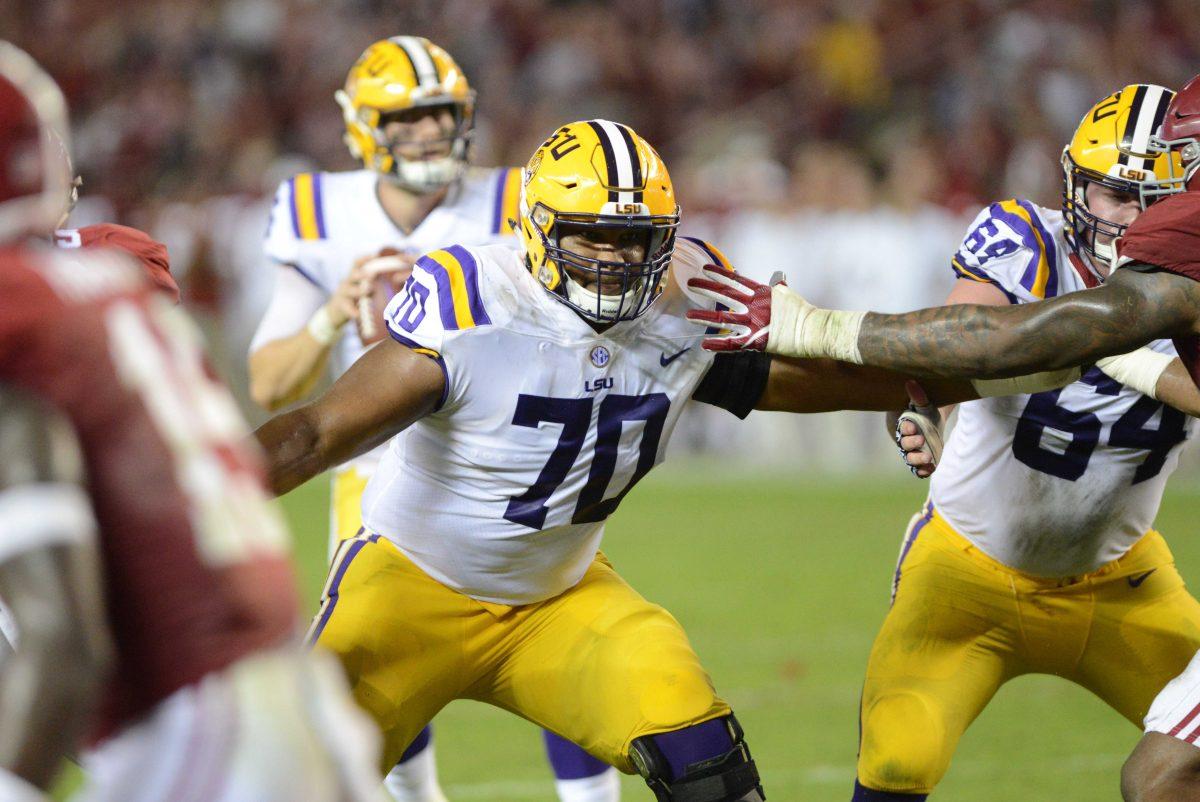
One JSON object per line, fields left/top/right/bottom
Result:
{"left": 0, "top": 42, "right": 384, "bottom": 802}
{"left": 53, "top": 223, "right": 178, "bottom": 303}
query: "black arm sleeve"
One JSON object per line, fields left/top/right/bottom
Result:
{"left": 691, "top": 352, "right": 772, "bottom": 419}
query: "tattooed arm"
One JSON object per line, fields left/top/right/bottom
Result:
{"left": 851, "top": 267, "right": 1200, "bottom": 378}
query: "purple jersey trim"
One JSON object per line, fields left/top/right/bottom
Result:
{"left": 277, "top": 260, "right": 323, "bottom": 290}
{"left": 950, "top": 256, "right": 1019, "bottom": 304}
{"left": 993, "top": 204, "right": 1051, "bottom": 297}
{"left": 287, "top": 176, "right": 302, "bottom": 239}
{"left": 414, "top": 257, "right": 459, "bottom": 330}
{"left": 444, "top": 244, "right": 492, "bottom": 326}
{"left": 891, "top": 501, "right": 933, "bottom": 603}
{"left": 388, "top": 331, "right": 450, "bottom": 411}
{"left": 307, "top": 533, "right": 380, "bottom": 647}
{"left": 312, "top": 173, "right": 328, "bottom": 239}
{"left": 1017, "top": 200, "right": 1058, "bottom": 298}
{"left": 491, "top": 168, "right": 511, "bottom": 234}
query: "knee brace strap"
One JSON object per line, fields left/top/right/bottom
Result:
{"left": 630, "top": 716, "right": 764, "bottom": 801}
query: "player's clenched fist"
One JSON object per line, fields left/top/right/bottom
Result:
{"left": 684, "top": 264, "right": 866, "bottom": 362}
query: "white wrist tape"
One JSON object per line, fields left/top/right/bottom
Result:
{"left": 306, "top": 306, "right": 343, "bottom": 346}
{"left": 1095, "top": 348, "right": 1174, "bottom": 400}
{"left": 765, "top": 284, "right": 865, "bottom": 363}
{"left": 0, "top": 770, "right": 48, "bottom": 802}
{"left": 970, "top": 367, "right": 1083, "bottom": 398}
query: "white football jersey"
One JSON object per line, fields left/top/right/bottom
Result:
{"left": 260, "top": 166, "right": 522, "bottom": 471}
{"left": 932, "top": 200, "right": 1197, "bottom": 577}
{"left": 362, "top": 238, "right": 728, "bottom": 604}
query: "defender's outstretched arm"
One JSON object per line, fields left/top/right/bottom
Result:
{"left": 852, "top": 268, "right": 1200, "bottom": 378}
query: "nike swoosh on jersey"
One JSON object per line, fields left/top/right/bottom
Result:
{"left": 659, "top": 347, "right": 691, "bottom": 367}
{"left": 1128, "top": 569, "right": 1157, "bottom": 588}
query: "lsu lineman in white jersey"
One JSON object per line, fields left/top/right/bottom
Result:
{"left": 363, "top": 235, "right": 730, "bottom": 604}
{"left": 933, "top": 197, "right": 1197, "bottom": 575}
{"left": 252, "top": 164, "right": 521, "bottom": 546}
{"left": 249, "top": 38, "right": 625, "bottom": 802}
{"left": 854, "top": 85, "right": 1200, "bottom": 801}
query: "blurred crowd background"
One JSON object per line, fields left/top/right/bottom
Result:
{"left": 10, "top": 0, "right": 1200, "bottom": 468}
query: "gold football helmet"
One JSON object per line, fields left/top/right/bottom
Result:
{"left": 1062, "top": 84, "right": 1181, "bottom": 263}
{"left": 336, "top": 36, "right": 474, "bottom": 193}
{"left": 518, "top": 120, "right": 679, "bottom": 323}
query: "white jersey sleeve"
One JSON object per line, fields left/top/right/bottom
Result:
{"left": 262, "top": 173, "right": 332, "bottom": 290}
{"left": 951, "top": 200, "right": 1067, "bottom": 302}
{"left": 383, "top": 243, "right": 496, "bottom": 411}
{"left": 248, "top": 265, "right": 328, "bottom": 354}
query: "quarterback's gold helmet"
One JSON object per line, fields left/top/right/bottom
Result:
{"left": 335, "top": 36, "right": 475, "bottom": 193}
{"left": 518, "top": 120, "right": 679, "bottom": 323}
{"left": 1062, "top": 83, "right": 1181, "bottom": 263}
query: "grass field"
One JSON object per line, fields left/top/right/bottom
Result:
{"left": 267, "top": 464, "right": 1200, "bottom": 801}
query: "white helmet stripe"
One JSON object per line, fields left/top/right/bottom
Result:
{"left": 1125, "top": 85, "right": 1171, "bottom": 170}
{"left": 593, "top": 119, "right": 637, "bottom": 206}
{"left": 392, "top": 36, "right": 439, "bottom": 87}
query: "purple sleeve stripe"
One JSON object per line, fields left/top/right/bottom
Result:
{"left": 388, "top": 331, "right": 450, "bottom": 411}
{"left": 287, "top": 177, "right": 302, "bottom": 239}
{"left": 415, "top": 256, "right": 459, "bottom": 330}
{"left": 1017, "top": 200, "right": 1058, "bottom": 298}
{"left": 445, "top": 245, "right": 491, "bottom": 326}
{"left": 312, "top": 173, "right": 328, "bottom": 239}
{"left": 987, "top": 203, "right": 1042, "bottom": 293}
{"left": 491, "top": 168, "right": 510, "bottom": 234}
{"left": 306, "top": 537, "right": 370, "bottom": 647}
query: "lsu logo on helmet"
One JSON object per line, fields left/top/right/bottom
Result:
{"left": 1061, "top": 84, "right": 1181, "bottom": 263}
{"left": 518, "top": 120, "right": 679, "bottom": 323}
{"left": 335, "top": 36, "right": 475, "bottom": 193}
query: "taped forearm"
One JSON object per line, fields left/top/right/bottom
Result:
{"left": 1095, "top": 349, "right": 1175, "bottom": 400}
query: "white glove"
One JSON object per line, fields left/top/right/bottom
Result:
{"left": 1095, "top": 348, "right": 1174, "bottom": 399}
{"left": 685, "top": 265, "right": 865, "bottom": 361}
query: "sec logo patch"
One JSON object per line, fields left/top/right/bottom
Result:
{"left": 589, "top": 345, "right": 611, "bottom": 368}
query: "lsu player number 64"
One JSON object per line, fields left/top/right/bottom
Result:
{"left": 253, "top": 117, "right": 1108, "bottom": 800}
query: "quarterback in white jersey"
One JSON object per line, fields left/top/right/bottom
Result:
{"left": 254, "top": 118, "right": 1095, "bottom": 801}
{"left": 247, "top": 36, "right": 615, "bottom": 802}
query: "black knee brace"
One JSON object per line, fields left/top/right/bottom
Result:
{"left": 629, "top": 715, "right": 765, "bottom": 801}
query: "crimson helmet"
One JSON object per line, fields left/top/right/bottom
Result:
{"left": 1143, "top": 73, "right": 1200, "bottom": 202}
{"left": 0, "top": 41, "right": 72, "bottom": 243}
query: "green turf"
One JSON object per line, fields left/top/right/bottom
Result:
{"left": 54, "top": 467, "right": 1200, "bottom": 800}
{"left": 275, "top": 466, "right": 1200, "bottom": 801}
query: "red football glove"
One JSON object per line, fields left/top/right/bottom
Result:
{"left": 684, "top": 264, "right": 784, "bottom": 352}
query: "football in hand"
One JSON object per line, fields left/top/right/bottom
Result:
{"left": 356, "top": 247, "right": 414, "bottom": 345}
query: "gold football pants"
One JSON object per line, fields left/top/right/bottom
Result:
{"left": 858, "top": 503, "right": 1200, "bottom": 794}
{"left": 309, "top": 533, "right": 731, "bottom": 774}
